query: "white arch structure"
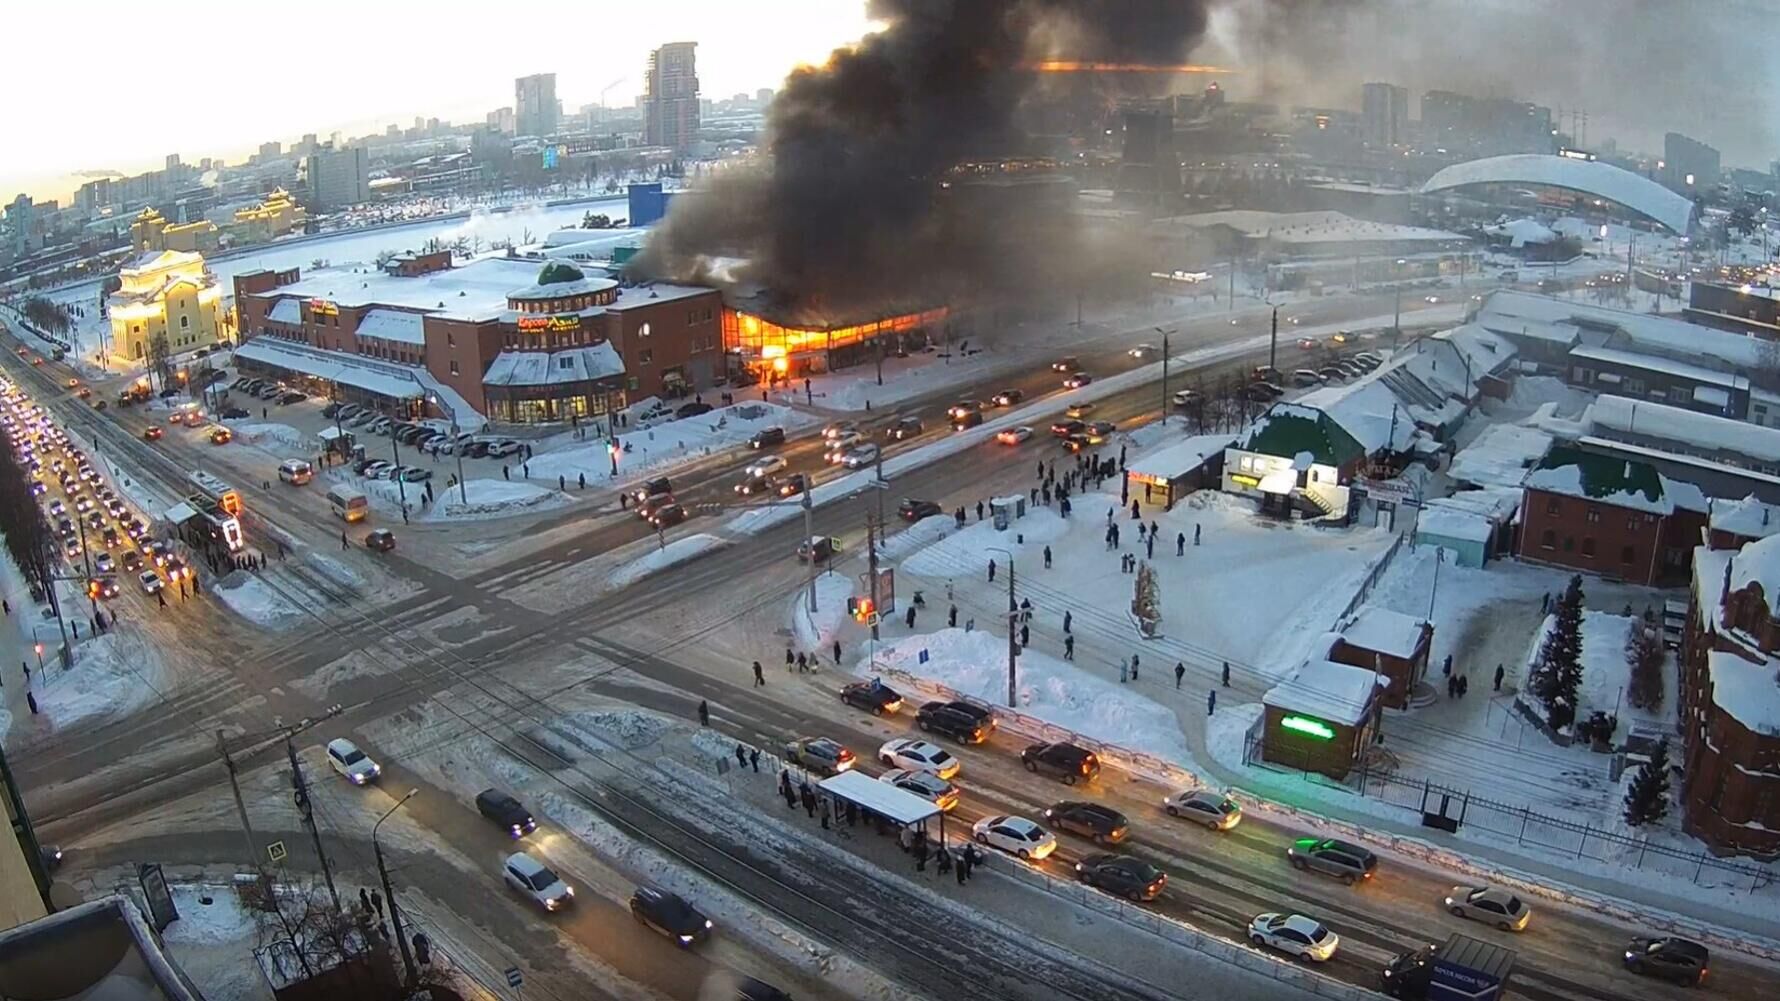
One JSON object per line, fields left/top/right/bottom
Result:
{"left": 1420, "top": 154, "right": 1695, "bottom": 235}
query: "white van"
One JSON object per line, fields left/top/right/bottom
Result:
{"left": 326, "top": 484, "right": 369, "bottom": 522}
{"left": 278, "top": 459, "right": 314, "bottom": 486}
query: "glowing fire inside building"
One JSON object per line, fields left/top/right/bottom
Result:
{"left": 723, "top": 305, "right": 950, "bottom": 377}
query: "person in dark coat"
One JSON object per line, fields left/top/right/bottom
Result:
{"left": 1493, "top": 663, "right": 1505, "bottom": 691}
{"left": 697, "top": 699, "right": 710, "bottom": 726}
{"left": 833, "top": 640, "right": 842, "bottom": 665}
{"left": 1063, "top": 610, "right": 1072, "bottom": 633}
{"left": 913, "top": 839, "right": 930, "bottom": 872}
{"left": 796, "top": 651, "right": 807, "bottom": 672}
{"left": 786, "top": 646, "right": 795, "bottom": 670}
{"left": 1043, "top": 545, "right": 1052, "bottom": 568}
{"left": 905, "top": 605, "right": 917, "bottom": 628}
{"left": 935, "top": 846, "right": 952, "bottom": 875}
{"left": 956, "top": 850, "right": 969, "bottom": 884}
{"left": 1019, "top": 623, "right": 1030, "bottom": 647}
{"left": 1177, "top": 532, "right": 1186, "bottom": 556}
{"left": 748, "top": 747, "right": 760, "bottom": 772}
{"left": 1175, "top": 662, "right": 1186, "bottom": 689}
{"left": 779, "top": 770, "right": 796, "bottom": 808}
{"left": 1222, "top": 661, "right": 1231, "bottom": 687}
{"left": 1064, "top": 634, "right": 1075, "bottom": 660}
{"left": 800, "top": 782, "right": 817, "bottom": 817}
{"left": 948, "top": 605, "right": 958, "bottom": 628}
{"left": 735, "top": 743, "right": 748, "bottom": 769}
{"left": 752, "top": 661, "right": 765, "bottom": 686}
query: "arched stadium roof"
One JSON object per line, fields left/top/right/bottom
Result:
{"left": 1420, "top": 154, "right": 1694, "bottom": 234}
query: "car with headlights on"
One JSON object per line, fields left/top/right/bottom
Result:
{"left": 877, "top": 737, "right": 960, "bottom": 780}
{"left": 1043, "top": 801, "right": 1129, "bottom": 845}
{"left": 840, "top": 679, "right": 903, "bottom": 715}
{"left": 630, "top": 885, "right": 711, "bottom": 946}
{"left": 1443, "top": 886, "right": 1530, "bottom": 932}
{"left": 879, "top": 768, "right": 959, "bottom": 812}
{"left": 1021, "top": 742, "right": 1098, "bottom": 785}
{"left": 1163, "top": 789, "right": 1242, "bottom": 830}
{"left": 914, "top": 701, "right": 987, "bottom": 743}
{"left": 325, "top": 739, "right": 380, "bottom": 785}
{"left": 996, "top": 426, "right": 1033, "bottom": 445}
{"left": 503, "top": 852, "right": 573, "bottom": 912}
{"left": 476, "top": 789, "right": 537, "bottom": 838}
{"left": 1286, "top": 837, "right": 1376, "bottom": 885}
{"left": 1623, "top": 935, "right": 1708, "bottom": 986}
{"left": 784, "top": 737, "right": 855, "bottom": 776}
{"left": 1075, "top": 854, "right": 1164, "bottom": 901}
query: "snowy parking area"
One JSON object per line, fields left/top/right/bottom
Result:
{"left": 525, "top": 402, "right": 815, "bottom": 487}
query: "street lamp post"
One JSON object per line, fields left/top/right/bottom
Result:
{"left": 987, "top": 546, "right": 1017, "bottom": 708}
{"left": 1155, "top": 326, "right": 1174, "bottom": 420}
{"left": 1267, "top": 304, "right": 1280, "bottom": 372}
{"left": 373, "top": 789, "right": 420, "bottom": 988}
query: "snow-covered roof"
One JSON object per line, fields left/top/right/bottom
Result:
{"left": 1588, "top": 394, "right": 1780, "bottom": 464}
{"left": 1477, "top": 290, "right": 1768, "bottom": 371}
{"left": 607, "top": 282, "right": 717, "bottom": 310}
{"left": 1729, "top": 532, "right": 1780, "bottom": 599}
{"left": 1448, "top": 422, "right": 1553, "bottom": 489}
{"left": 1425, "top": 487, "right": 1522, "bottom": 523}
{"left": 818, "top": 769, "right": 940, "bottom": 826}
{"left": 1153, "top": 209, "right": 1463, "bottom": 245}
{"left": 264, "top": 257, "right": 545, "bottom": 322}
{"left": 1524, "top": 444, "right": 1674, "bottom": 514}
{"left": 1484, "top": 217, "right": 1558, "bottom": 247}
{"left": 1421, "top": 154, "right": 1695, "bottom": 234}
{"left": 266, "top": 297, "right": 302, "bottom": 324}
{"left": 1339, "top": 606, "right": 1429, "bottom": 659}
{"left": 1416, "top": 505, "right": 1495, "bottom": 543}
{"left": 1569, "top": 346, "right": 1749, "bottom": 392}
{"left": 1264, "top": 640, "right": 1385, "bottom": 726}
{"left": 482, "top": 343, "right": 624, "bottom": 387}
{"left": 236, "top": 337, "right": 430, "bottom": 404}
{"left": 1296, "top": 378, "right": 1422, "bottom": 453}
{"left": 1126, "top": 434, "right": 1236, "bottom": 480}
{"left": 1711, "top": 495, "right": 1780, "bottom": 541}
{"left": 1239, "top": 403, "right": 1367, "bottom": 467}
{"left": 1705, "top": 650, "right": 1780, "bottom": 738}
{"left": 356, "top": 308, "right": 427, "bottom": 345}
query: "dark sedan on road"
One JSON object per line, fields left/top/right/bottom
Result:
{"left": 898, "top": 498, "right": 943, "bottom": 522}
{"left": 630, "top": 885, "right": 712, "bottom": 947}
{"left": 1075, "top": 854, "right": 1165, "bottom": 902}
{"left": 992, "top": 388, "right": 1024, "bottom": 406}
{"left": 476, "top": 789, "right": 537, "bottom": 838}
{"left": 775, "top": 473, "right": 807, "bottom": 498}
{"left": 748, "top": 426, "right": 786, "bottom": 449}
{"left": 914, "top": 701, "right": 987, "bottom": 743}
{"left": 1624, "top": 935, "right": 1709, "bottom": 987}
{"left": 1044, "top": 801, "right": 1129, "bottom": 844}
{"left": 840, "top": 679, "right": 903, "bottom": 716}
{"left": 1021, "top": 742, "right": 1099, "bottom": 784}
{"left": 887, "top": 416, "right": 923, "bottom": 440}
{"left": 365, "top": 530, "right": 397, "bottom": 552}
{"left": 1050, "top": 419, "right": 1085, "bottom": 438}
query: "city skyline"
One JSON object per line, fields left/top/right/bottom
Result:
{"left": 1, "top": 0, "right": 872, "bottom": 203}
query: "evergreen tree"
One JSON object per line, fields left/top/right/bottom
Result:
{"left": 1625, "top": 615, "right": 1666, "bottom": 711}
{"left": 1623, "top": 739, "right": 1672, "bottom": 827}
{"left": 1538, "top": 576, "right": 1585, "bottom": 730}
{"left": 1131, "top": 562, "right": 1161, "bottom": 636}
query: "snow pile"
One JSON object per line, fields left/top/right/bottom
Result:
{"left": 901, "top": 507, "right": 1071, "bottom": 577}
{"left": 879, "top": 514, "right": 955, "bottom": 562}
{"left": 790, "top": 570, "right": 856, "bottom": 652}
{"left": 303, "top": 553, "right": 364, "bottom": 591}
{"left": 39, "top": 627, "right": 172, "bottom": 730}
{"left": 560, "top": 709, "right": 672, "bottom": 751}
{"left": 228, "top": 422, "right": 310, "bottom": 453}
{"left": 866, "top": 628, "right": 1199, "bottom": 769}
{"left": 214, "top": 574, "right": 305, "bottom": 628}
{"left": 162, "top": 885, "right": 255, "bottom": 946}
{"left": 425, "top": 479, "right": 571, "bottom": 521}
{"left": 526, "top": 403, "right": 816, "bottom": 485}
{"left": 611, "top": 534, "right": 728, "bottom": 588}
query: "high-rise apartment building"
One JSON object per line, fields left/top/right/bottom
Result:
{"left": 643, "top": 42, "right": 700, "bottom": 152}
{"left": 304, "top": 143, "right": 370, "bottom": 211}
{"left": 1419, "top": 89, "right": 1553, "bottom": 156}
{"left": 1664, "top": 132, "right": 1721, "bottom": 191}
{"left": 1360, "top": 82, "right": 1408, "bottom": 149}
{"left": 515, "top": 72, "right": 559, "bottom": 138}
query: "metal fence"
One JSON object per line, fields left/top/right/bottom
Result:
{"left": 1332, "top": 530, "right": 1408, "bottom": 626}
{"left": 1245, "top": 730, "right": 1776, "bottom": 892}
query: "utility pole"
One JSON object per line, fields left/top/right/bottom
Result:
{"left": 374, "top": 789, "right": 420, "bottom": 988}
{"left": 286, "top": 736, "right": 341, "bottom": 914}
{"left": 802, "top": 480, "right": 817, "bottom": 614}
{"left": 217, "top": 729, "right": 267, "bottom": 887}
{"left": 866, "top": 513, "right": 880, "bottom": 642}
{"left": 1006, "top": 556, "right": 1017, "bottom": 708}
{"left": 388, "top": 419, "right": 408, "bottom": 511}
{"left": 1268, "top": 305, "right": 1280, "bottom": 372}
{"left": 1156, "top": 327, "right": 1173, "bottom": 419}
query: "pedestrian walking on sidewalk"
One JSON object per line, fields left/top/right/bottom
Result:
{"left": 1043, "top": 545, "right": 1052, "bottom": 569}
{"left": 370, "top": 890, "right": 384, "bottom": 919}
{"left": 948, "top": 605, "right": 958, "bottom": 628}
{"left": 976, "top": 500, "right": 985, "bottom": 521}
{"left": 801, "top": 783, "right": 817, "bottom": 818}
{"left": 1194, "top": 523, "right": 1202, "bottom": 546}
{"left": 914, "top": 840, "right": 930, "bottom": 872}
{"left": 27, "top": 691, "right": 39, "bottom": 715}
{"left": 1175, "top": 662, "right": 1185, "bottom": 689}
{"left": 1207, "top": 689, "right": 1217, "bottom": 716}
{"left": 735, "top": 743, "right": 748, "bottom": 770}
{"left": 833, "top": 640, "right": 842, "bottom": 665}
{"left": 1458, "top": 675, "right": 1469, "bottom": 697}
{"left": 956, "top": 851, "right": 969, "bottom": 884}
{"left": 749, "top": 747, "right": 760, "bottom": 772}
{"left": 697, "top": 699, "right": 710, "bottom": 726}
{"left": 1063, "top": 610, "right": 1072, "bottom": 633}
{"left": 1442, "top": 653, "right": 1453, "bottom": 678}
{"left": 1130, "top": 654, "right": 1139, "bottom": 680}
{"left": 786, "top": 646, "right": 795, "bottom": 670}
{"left": 905, "top": 605, "right": 917, "bottom": 629}
{"left": 1222, "top": 661, "right": 1231, "bottom": 687}
{"left": 753, "top": 661, "right": 765, "bottom": 686}
{"left": 1064, "top": 634, "right": 1075, "bottom": 660}
{"left": 936, "top": 846, "right": 952, "bottom": 876}
{"left": 1177, "top": 532, "right": 1185, "bottom": 556}
{"left": 341, "top": 531, "right": 349, "bottom": 550}
{"left": 359, "top": 888, "right": 372, "bottom": 914}
{"left": 1493, "top": 663, "right": 1505, "bottom": 691}
{"left": 820, "top": 798, "right": 832, "bottom": 830}
{"left": 1019, "top": 623, "right": 1029, "bottom": 647}
{"left": 987, "top": 559, "right": 996, "bottom": 583}
{"left": 779, "top": 770, "right": 795, "bottom": 808}
{"left": 1146, "top": 535, "right": 1154, "bottom": 559}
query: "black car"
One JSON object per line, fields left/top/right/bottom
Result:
{"left": 915, "top": 701, "right": 987, "bottom": 743}
{"left": 1074, "top": 853, "right": 1165, "bottom": 902}
{"left": 634, "top": 477, "right": 673, "bottom": 503}
{"left": 278, "top": 391, "right": 306, "bottom": 405}
{"left": 221, "top": 406, "right": 250, "bottom": 419}
{"left": 649, "top": 503, "right": 687, "bottom": 528}
{"left": 1624, "top": 935, "right": 1709, "bottom": 986}
{"left": 629, "top": 885, "right": 711, "bottom": 947}
{"left": 939, "top": 700, "right": 994, "bottom": 733}
{"left": 840, "top": 679, "right": 904, "bottom": 715}
{"left": 365, "top": 529, "right": 397, "bottom": 552}
{"left": 1050, "top": 419, "right": 1085, "bottom": 438}
{"left": 1379, "top": 945, "right": 1435, "bottom": 998}
{"left": 475, "top": 789, "right": 537, "bottom": 838}
{"left": 735, "top": 475, "right": 773, "bottom": 496}
{"left": 749, "top": 426, "right": 786, "bottom": 449}
{"left": 1044, "top": 801, "right": 1129, "bottom": 844}
{"left": 887, "top": 416, "right": 923, "bottom": 440}
{"left": 733, "top": 977, "right": 793, "bottom": 1001}
{"left": 992, "top": 388, "right": 1024, "bottom": 406}
{"left": 775, "top": 473, "right": 808, "bottom": 497}
{"left": 898, "top": 498, "right": 943, "bottom": 522}
{"left": 1021, "top": 742, "right": 1099, "bottom": 784}
{"left": 322, "top": 402, "right": 342, "bottom": 418}
{"left": 676, "top": 401, "right": 715, "bottom": 419}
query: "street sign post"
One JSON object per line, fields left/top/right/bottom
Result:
{"left": 265, "top": 841, "right": 287, "bottom": 863}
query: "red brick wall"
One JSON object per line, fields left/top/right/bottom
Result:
{"left": 608, "top": 291, "right": 723, "bottom": 397}
{"left": 1517, "top": 488, "right": 1680, "bottom": 585}
{"left": 422, "top": 317, "right": 501, "bottom": 415}
{"left": 1679, "top": 614, "right": 1780, "bottom": 857}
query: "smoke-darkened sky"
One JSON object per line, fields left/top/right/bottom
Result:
{"left": 1204, "top": 0, "right": 1780, "bottom": 166}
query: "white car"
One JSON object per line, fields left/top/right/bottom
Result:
{"left": 94, "top": 552, "right": 115, "bottom": 574}
{"left": 1128, "top": 343, "right": 1156, "bottom": 358}
{"left": 823, "top": 431, "right": 865, "bottom": 460}
{"left": 879, "top": 769, "right": 960, "bottom": 812}
{"left": 744, "top": 455, "right": 787, "bottom": 478}
{"left": 1443, "top": 886, "right": 1531, "bottom": 932}
{"left": 877, "top": 738, "right": 960, "bottom": 780}
{"left": 840, "top": 444, "right": 881, "bottom": 469}
{"left": 1248, "top": 912, "right": 1339, "bottom": 962}
{"left": 325, "top": 738, "right": 381, "bottom": 785}
{"left": 995, "top": 426, "right": 1033, "bottom": 446}
{"left": 972, "top": 814, "right": 1057, "bottom": 860}
{"left": 822, "top": 421, "right": 858, "bottom": 440}
{"left": 137, "top": 570, "right": 164, "bottom": 594}
{"left": 1162, "top": 789, "right": 1243, "bottom": 830}
{"left": 502, "top": 852, "right": 574, "bottom": 911}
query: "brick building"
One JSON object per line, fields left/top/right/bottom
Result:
{"left": 1682, "top": 538, "right": 1780, "bottom": 857}
{"left": 1516, "top": 445, "right": 1707, "bottom": 586}
{"left": 1329, "top": 604, "right": 1432, "bottom": 710}
{"left": 233, "top": 257, "right": 722, "bottom": 424}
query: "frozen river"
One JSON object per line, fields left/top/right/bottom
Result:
{"left": 50, "top": 192, "right": 638, "bottom": 308}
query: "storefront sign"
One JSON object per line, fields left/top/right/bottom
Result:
{"left": 1229, "top": 473, "right": 1260, "bottom": 488}
{"left": 1281, "top": 715, "right": 1336, "bottom": 740}
{"left": 308, "top": 299, "right": 339, "bottom": 316}
{"left": 517, "top": 314, "right": 579, "bottom": 333}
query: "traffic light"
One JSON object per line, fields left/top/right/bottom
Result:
{"left": 851, "top": 597, "right": 875, "bottom": 623}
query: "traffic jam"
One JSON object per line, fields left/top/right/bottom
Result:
{"left": 778, "top": 676, "right": 1714, "bottom": 998}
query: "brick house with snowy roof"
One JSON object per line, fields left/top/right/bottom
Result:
{"left": 1682, "top": 535, "right": 1780, "bottom": 857}
{"left": 1221, "top": 403, "right": 1369, "bottom": 519}
{"left": 1516, "top": 444, "right": 1707, "bottom": 586}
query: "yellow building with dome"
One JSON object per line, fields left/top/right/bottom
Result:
{"left": 107, "top": 249, "right": 225, "bottom": 361}
{"left": 128, "top": 206, "right": 218, "bottom": 253}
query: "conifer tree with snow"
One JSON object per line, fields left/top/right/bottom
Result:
{"left": 1530, "top": 575, "right": 1585, "bottom": 704}
{"left": 1132, "top": 561, "right": 1161, "bottom": 637}
{"left": 1622, "top": 739, "right": 1671, "bottom": 827}
{"left": 1625, "top": 615, "right": 1666, "bottom": 711}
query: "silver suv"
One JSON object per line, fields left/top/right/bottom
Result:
{"left": 1286, "top": 837, "right": 1377, "bottom": 885}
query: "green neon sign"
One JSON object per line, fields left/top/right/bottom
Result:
{"left": 1281, "top": 715, "right": 1336, "bottom": 740}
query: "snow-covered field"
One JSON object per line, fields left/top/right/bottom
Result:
{"left": 868, "top": 627, "right": 1199, "bottom": 769}
{"left": 526, "top": 402, "right": 815, "bottom": 487}
{"left": 611, "top": 533, "right": 728, "bottom": 588}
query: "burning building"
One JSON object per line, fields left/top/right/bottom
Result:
{"left": 723, "top": 299, "right": 949, "bottom": 377}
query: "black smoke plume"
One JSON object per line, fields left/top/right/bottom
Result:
{"left": 633, "top": 0, "right": 1216, "bottom": 325}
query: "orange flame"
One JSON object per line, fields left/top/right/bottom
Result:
{"left": 1028, "top": 60, "right": 1233, "bottom": 73}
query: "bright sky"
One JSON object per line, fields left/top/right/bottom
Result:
{"left": 3, "top": 0, "right": 874, "bottom": 203}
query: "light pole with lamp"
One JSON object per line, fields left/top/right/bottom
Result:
{"left": 1155, "top": 326, "right": 1174, "bottom": 420}
{"left": 986, "top": 545, "right": 1017, "bottom": 708}
{"left": 373, "top": 788, "right": 420, "bottom": 988}
{"left": 426, "top": 394, "right": 468, "bottom": 505}
{"left": 1392, "top": 259, "right": 1407, "bottom": 344}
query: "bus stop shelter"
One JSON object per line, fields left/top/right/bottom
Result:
{"left": 818, "top": 770, "right": 944, "bottom": 841}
